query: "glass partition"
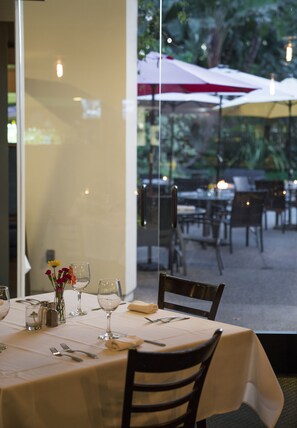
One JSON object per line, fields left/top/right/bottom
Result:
{"left": 137, "top": 0, "right": 297, "bottom": 332}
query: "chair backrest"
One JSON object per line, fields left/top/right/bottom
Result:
{"left": 254, "top": 180, "right": 286, "bottom": 211}
{"left": 233, "top": 176, "right": 251, "bottom": 191}
{"left": 230, "top": 191, "right": 267, "bottom": 228}
{"left": 174, "top": 177, "right": 208, "bottom": 192}
{"left": 158, "top": 272, "right": 225, "bottom": 320}
{"left": 121, "top": 328, "right": 223, "bottom": 428}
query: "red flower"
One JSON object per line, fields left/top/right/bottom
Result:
{"left": 45, "top": 260, "right": 72, "bottom": 291}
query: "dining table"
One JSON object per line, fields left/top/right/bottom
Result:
{"left": 0, "top": 290, "right": 284, "bottom": 428}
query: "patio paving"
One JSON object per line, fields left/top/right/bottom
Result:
{"left": 136, "top": 211, "right": 297, "bottom": 332}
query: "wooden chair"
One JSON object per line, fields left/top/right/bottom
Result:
{"left": 224, "top": 191, "right": 267, "bottom": 253}
{"left": 121, "top": 328, "right": 223, "bottom": 428}
{"left": 158, "top": 272, "right": 225, "bottom": 320}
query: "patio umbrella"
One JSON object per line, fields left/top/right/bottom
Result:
{"left": 137, "top": 52, "right": 258, "bottom": 185}
{"left": 221, "top": 83, "right": 297, "bottom": 178}
{"left": 210, "top": 65, "right": 276, "bottom": 91}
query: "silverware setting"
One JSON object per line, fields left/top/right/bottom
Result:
{"left": 92, "top": 301, "right": 127, "bottom": 311}
{"left": 49, "top": 347, "right": 83, "bottom": 362}
{"left": 60, "top": 343, "right": 99, "bottom": 359}
{"left": 145, "top": 316, "right": 190, "bottom": 324}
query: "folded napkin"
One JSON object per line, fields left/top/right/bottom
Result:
{"left": 127, "top": 300, "right": 158, "bottom": 314}
{"left": 105, "top": 335, "right": 144, "bottom": 351}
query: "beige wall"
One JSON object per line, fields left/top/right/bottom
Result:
{"left": 24, "top": 0, "right": 137, "bottom": 296}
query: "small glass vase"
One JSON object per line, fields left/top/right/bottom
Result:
{"left": 55, "top": 289, "right": 66, "bottom": 324}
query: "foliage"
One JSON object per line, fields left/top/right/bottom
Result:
{"left": 137, "top": 0, "right": 297, "bottom": 178}
{"left": 138, "top": 0, "right": 297, "bottom": 77}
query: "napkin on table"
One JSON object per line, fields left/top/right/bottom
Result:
{"left": 105, "top": 335, "right": 144, "bottom": 351}
{"left": 127, "top": 300, "right": 158, "bottom": 314}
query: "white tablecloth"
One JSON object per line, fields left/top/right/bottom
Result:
{"left": 0, "top": 291, "right": 283, "bottom": 428}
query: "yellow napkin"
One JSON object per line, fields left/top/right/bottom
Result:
{"left": 127, "top": 300, "right": 158, "bottom": 314}
{"left": 105, "top": 335, "right": 144, "bottom": 351}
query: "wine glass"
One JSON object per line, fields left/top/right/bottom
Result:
{"left": 69, "top": 262, "right": 90, "bottom": 316}
{"left": 0, "top": 286, "right": 10, "bottom": 351}
{"left": 97, "top": 279, "right": 122, "bottom": 340}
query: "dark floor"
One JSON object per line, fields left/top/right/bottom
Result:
{"left": 208, "top": 376, "right": 297, "bottom": 428}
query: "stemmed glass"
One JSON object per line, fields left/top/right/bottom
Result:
{"left": 97, "top": 279, "right": 122, "bottom": 340}
{"left": 0, "top": 286, "right": 10, "bottom": 351}
{"left": 69, "top": 262, "right": 90, "bottom": 316}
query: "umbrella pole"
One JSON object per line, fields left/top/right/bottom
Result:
{"left": 216, "top": 95, "right": 223, "bottom": 185}
{"left": 287, "top": 101, "right": 292, "bottom": 180}
{"left": 287, "top": 101, "right": 293, "bottom": 226}
{"left": 168, "top": 105, "right": 175, "bottom": 186}
{"left": 148, "top": 87, "right": 156, "bottom": 195}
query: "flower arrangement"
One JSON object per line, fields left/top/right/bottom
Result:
{"left": 45, "top": 260, "right": 73, "bottom": 292}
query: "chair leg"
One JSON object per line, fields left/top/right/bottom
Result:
{"left": 260, "top": 227, "right": 264, "bottom": 252}
{"left": 245, "top": 227, "right": 249, "bottom": 247}
{"left": 229, "top": 228, "right": 233, "bottom": 253}
{"left": 215, "top": 245, "right": 224, "bottom": 275}
{"left": 265, "top": 210, "right": 268, "bottom": 230}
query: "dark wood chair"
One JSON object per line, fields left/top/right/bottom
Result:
{"left": 254, "top": 179, "right": 286, "bottom": 232}
{"left": 224, "top": 191, "right": 267, "bottom": 253}
{"left": 158, "top": 272, "right": 225, "bottom": 320}
{"left": 121, "top": 328, "right": 223, "bottom": 428}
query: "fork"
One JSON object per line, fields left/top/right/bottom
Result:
{"left": 49, "top": 347, "right": 83, "bottom": 362}
{"left": 144, "top": 317, "right": 162, "bottom": 323}
{"left": 60, "top": 343, "right": 99, "bottom": 359}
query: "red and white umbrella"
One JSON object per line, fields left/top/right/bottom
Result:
{"left": 138, "top": 52, "right": 258, "bottom": 96}
{"left": 137, "top": 52, "right": 259, "bottom": 184}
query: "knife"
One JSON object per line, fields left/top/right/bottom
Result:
{"left": 144, "top": 339, "right": 166, "bottom": 347}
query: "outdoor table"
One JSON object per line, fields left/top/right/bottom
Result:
{"left": 0, "top": 291, "right": 284, "bottom": 428}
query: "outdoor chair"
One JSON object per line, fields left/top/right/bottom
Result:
{"left": 181, "top": 210, "right": 224, "bottom": 275}
{"left": 137, "top": 194, "right": 186, "bottom": 275}
{"left": 158, "top": 272, "right": 225, "bottom": 320}
{"left": 255, "top": 179, "right": 286, "bottom": 232}
{"left": 121, "top": 328, "right": 223, "bottom": 428}
{"left": 223, "top": 191, "right": 267, "bottom": 253}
